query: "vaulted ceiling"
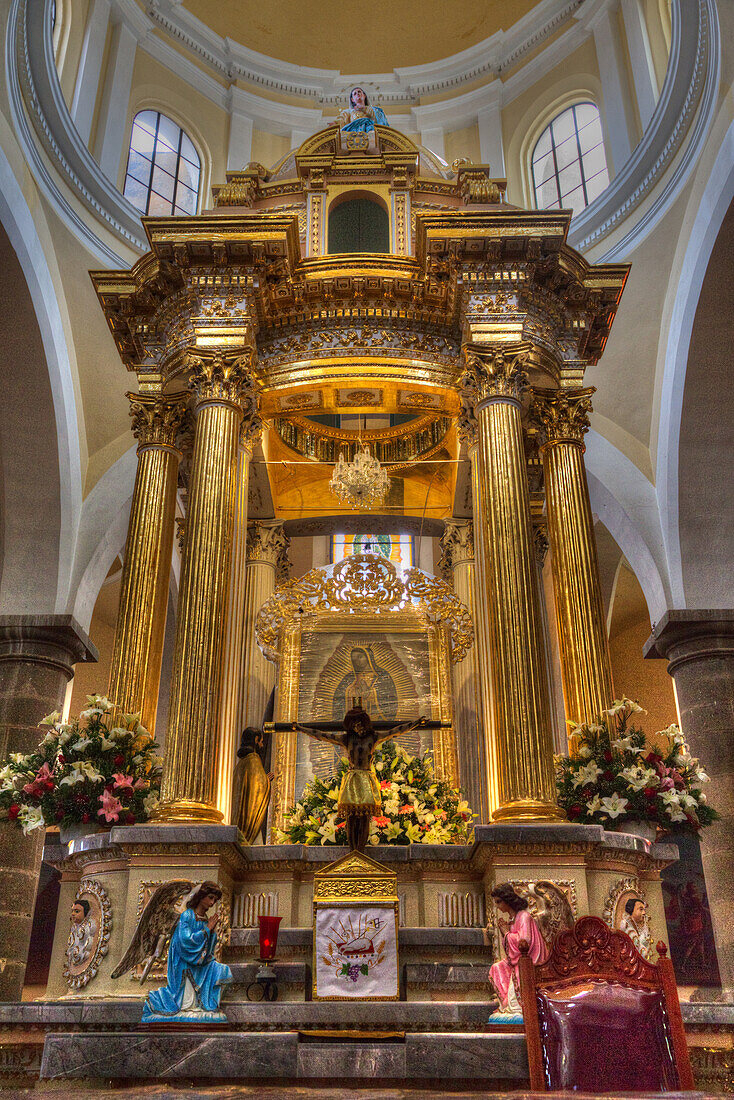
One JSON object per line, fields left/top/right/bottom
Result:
{"left": 182, "top": 0, "right": 544, "bottom": 72}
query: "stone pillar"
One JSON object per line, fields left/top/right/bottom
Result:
{"left": 215, "top": 420, "right": 262, "bottom": 823}
{"left": 92, "top": 19, "right": 138, "bottom": 182}
{"left": 0, "top": 616, "right": 96, "bottom": 1000}
{"left": 585, "top": 1, "right": 637, "bottom": 174}
{"left": 70, "top": 0, "right": 111, "bottom": 143}
{"left": 107, "top": 392, "right": 188, "bottom": 735}
{"left": 439, "top": 520, "right": 488, "bottom": 821}
{"left": 156, "top": 351, "right": 259, "bottom": 823}
{"left": 644, "top": 611, "right": 734, "bottom": 998}
{"left": 460, "top": 344, "right": 562, "bottom": 822}
{"left": 240, "top": 521, "right": 291, "bottom": 733}
{"left": 534, "top": 388, "right": 614, "bottom": 731}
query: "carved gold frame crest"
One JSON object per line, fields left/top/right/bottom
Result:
{"left": 256, "top": 554, "right": 472, "bottom": 835}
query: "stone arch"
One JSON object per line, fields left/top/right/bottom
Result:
{"left": 0, "top": 145, "right": 81, "bottom": 613}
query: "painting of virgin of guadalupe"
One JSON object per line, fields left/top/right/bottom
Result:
{"left": 332, "top": 645, "right": 398, "bottom": 720}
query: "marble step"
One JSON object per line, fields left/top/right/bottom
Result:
{"left": 39, "top": 1030, "right": 529, "bottom": 1083}
{"left": 2, "top": 999, "right": 496, "bottom": 1032}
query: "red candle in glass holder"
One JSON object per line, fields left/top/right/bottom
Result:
{"left": 258, "top": 914, "right": 282, "bottom": 960}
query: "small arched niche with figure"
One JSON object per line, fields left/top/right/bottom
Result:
{"left": 328, "top": 192, "right": 390, "bottom": 254}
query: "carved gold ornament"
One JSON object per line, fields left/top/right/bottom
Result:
{"left": 256, "top": 553, "right": 473, "bottom": 664}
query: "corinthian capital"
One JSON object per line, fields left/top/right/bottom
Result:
{"left": 246, "top": 521, "right": 291, "bottom": 578}
{"left": 188, "top": 346, "right": 260, "bottom": 411}
{"left": 532, "top": 387, "right": 594, "bottom": 447}
{"left": 127, "top": 391, "right": 190, "bottom": 449}
{"left": 463, "top": 342, "right": 531, "bottom": 405}
{"left": 439, "top": 520, "right": 474, "bottom": 580}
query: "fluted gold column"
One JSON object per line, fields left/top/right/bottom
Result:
{"left": 240, "top": 521, "right": 291, "bottom": 735}
{"left": 533, "top": 388, "right": 613, "bottom": 730}
{"left": 439, "top": 521, "right": 488, "bottom": 821}
{"left": 461, "top": 344, "right": 562, "bottom": 821}
{"left": 156, "top": 352, "right": 258, "bottom": 823}
{"left": 215, "top": 416, "right": 263, "bottom": 823}
{"left": 107, "top": 392, "right": 188, "bottom": 733}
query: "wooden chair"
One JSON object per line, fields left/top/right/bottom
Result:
{"left": 517, "top": 914, "right": 694, "bottom": 1094}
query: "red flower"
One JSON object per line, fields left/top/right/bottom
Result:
{"left": 645, "top": 751, "right": 661, "bottom": 765}
{"left": 568, "top": 804, "right": 582, "bottom": 818}
{"left": 57, "top": 755, "right": 65, "bottom": 764}
{"left": 602, "top": 770, "right": 614, "bottom": 782}
{"left": 398, "top": 805, "right": 413, "bottom": 814}
{"left": 372, "top": 816, "right": 389, "bottom": 827}
{"left": 81, "top": 813, "right": 91, "bottom": 824}
{"left": 644, "top": 787, "right": 658, "bottom": 799}
{"left": 113, "top": 755, "right": 125, "bottom": 768}
{"left": 44, "top": 779, "right": 54, "bottom": 791}
{"left": 603, "top": 750, "right": 613, "bottom": 763}
{"left": 125, "top": 812, "right": 136, "bottom": 825}
{"left": 55, "top": 809, "right": 64, "bottom": 821}
{"left": 8, "top": 803, "right": 19, "bottom": 821}
{"left": 380, "top": 780, "right": 391, "bottom": 789}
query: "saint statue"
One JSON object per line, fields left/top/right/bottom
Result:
{"left": 296, "top": 704, "right": 424, "bottom": 851}
{"left": 333, "top": 645, "right": 397, "bottom": 721}
{"left": 234, "top": 726, "right": 274, "bottom": 844}
{"left": 488, "top": 883, "right": 549, "bottom": 1018}
{"left": 141, "top": 882, "right": 232, "bottom": 1022}
{"left": 619, "top": 895, "right": 653, "bottom": 959}
{"left": 331, "top": 86, "right": 389, "bottom": 133}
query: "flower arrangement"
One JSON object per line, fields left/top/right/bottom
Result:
{"left": 0, "top": 694, "right": 162, "bottom": 835}
{"left": 275, "top": 739, "right": 474, "bottom": 845}
{"left": 556, "top": 698, "right": 717, "bottom": 833}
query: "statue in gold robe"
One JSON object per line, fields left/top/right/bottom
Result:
{"left": 234, "top": 726, "right": 273, "bottom": 844}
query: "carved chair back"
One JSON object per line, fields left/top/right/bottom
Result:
{"left": 517, "top": 914, "right": 694, "bottom": 1093}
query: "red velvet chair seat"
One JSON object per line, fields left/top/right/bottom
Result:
{"left": 536, "top": 981, "right": 679, "bottom": 1092}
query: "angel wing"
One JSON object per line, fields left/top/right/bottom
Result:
{"left": 528, "top": 881, "right": 575, "bottom": 947}
{"left": 111, "top": 879, "right": 193, "bottom": 980}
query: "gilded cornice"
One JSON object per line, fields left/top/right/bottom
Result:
{"left": 438, "top": 520, "right": 475, "bottom": 579}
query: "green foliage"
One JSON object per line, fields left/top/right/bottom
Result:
{"left": 556, "top": 698, "right": 718, "bottom": 833}
{"left": 0, "top": 694, "right": 162, "bottom": 834}
{"left": 275, "top": 738, "right": 474, "bottom": 846}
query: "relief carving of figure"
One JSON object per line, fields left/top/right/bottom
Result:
{"left": 66, "top": 899, "right": 97, "bottom": 969}
{"left": 619, "top": 895, "right": 653, "bottom": 959}
{"left": 331, "top": 86, "right": 389, "bottom": 133}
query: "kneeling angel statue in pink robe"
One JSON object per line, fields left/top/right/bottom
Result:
{"left": 489, "top": 883, "right": 549, "bottom": 1018}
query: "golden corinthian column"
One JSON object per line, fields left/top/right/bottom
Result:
{"left": 108, "top": 392, "right": 189, "bottom": 734}
{"left": 533, "top": 388, "right": 613, "bottom": 731}
{"left": 461, "top": 344, "right": 563, "bottom": 822}
{"left": 439, "top": 521, "right": 488, "bottom": 821}
{"left": 240, "top": 521, "right": 291, "bottom": 731}
{"left": 156, "top": 351, "right": 259, "bottom": 823}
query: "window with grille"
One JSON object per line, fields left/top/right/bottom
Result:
{"left": 123, "top": 110, "right": 201, "bottom": 216}
{"left": 531, "top": 103, "right": 609, "bottom": 216}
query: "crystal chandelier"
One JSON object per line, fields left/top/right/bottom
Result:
{"left": 329, "top": 441, "right": 390, "bottom": 509}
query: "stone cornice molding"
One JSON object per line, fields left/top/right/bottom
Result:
{"left": 570, "top": 0, "right": 720, "bottom": 259}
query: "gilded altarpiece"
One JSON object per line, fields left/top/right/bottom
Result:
{"left": 256, "top": 554, "right": 472, "bottom": 836}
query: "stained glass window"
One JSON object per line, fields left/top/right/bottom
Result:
{"left": 123, "top": 110, "right": 201, "bottom": 216}
{"left": 331, "top": 533, "right": 414, "bottom": 567}
{"left": 531, "top": 103, "right": 609, "bottom": 216}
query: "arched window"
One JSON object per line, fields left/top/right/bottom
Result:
{"left": 123, "top": 110, "right": 201, "bottom": 216}
{"left": 531, "top": 103, "right": 609, "bottom": 216}
{"left": 328, "top": 198, "right": 389, "bottom": 253}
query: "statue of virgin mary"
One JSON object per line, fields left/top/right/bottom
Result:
{"left": 334, "top": 86, "right": 389, "bottom": 133}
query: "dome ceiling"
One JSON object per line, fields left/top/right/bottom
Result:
{"left": 182, "top": 0, "right": 543, "bottom": 73}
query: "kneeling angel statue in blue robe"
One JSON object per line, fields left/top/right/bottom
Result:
{"left": 142, "top": 881, "right": 231, "bottom": 1021}
{"left": 110, "top": 878, "right": 232, "bottom": 1022}
{"left": 333, "top": 86, "right": 388, "bottom": 132}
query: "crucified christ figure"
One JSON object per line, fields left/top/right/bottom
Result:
{"left": 294, "top": 704, "right": 426, "bottom": 852}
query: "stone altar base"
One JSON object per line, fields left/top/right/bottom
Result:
{"left": 2, "top": 821, "right": 690, "bottom": 1085}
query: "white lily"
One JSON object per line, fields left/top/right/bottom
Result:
{"left": 665, "top": 803, "right": 687, "bottom": 823}
{"left": 19, "top": 805, "right": 45, "bottom": 835}
{"left": 586, "top": 795, "right": 602, "bottom": 814}
{"left": 621, "top": 766, "right": 656, "bottom": 791}
{"left": 599, "top": 793, "right": 629, "bottom": 818}
{"left": 70, "top": 737, "right": 93, "bottom": 754}
{"left": 572, "top": 762, "right": 603, "bottom": 788}
{"left": 142, "top": 791, "right": 159, "bottom": 816}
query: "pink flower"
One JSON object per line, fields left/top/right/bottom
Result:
{"left": 372, "top": 816, "right": 390, "bottom": 827}
{"left": 660, "top": 776, "right": 675, "bottom": 791}
{"left": 111, "top": 773, "right": 134, "bottom": 791}
{"left": 133, "top": 778, "right": 147, "bottom": 790}
{"left": 380, "top": 780, "right": 391, "bottom": 790}
{"left": 398, "top": 805, "right": 413, "bottom": 815}
{"left": 97, "top": 788, "right": 123, "bottom": 822}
